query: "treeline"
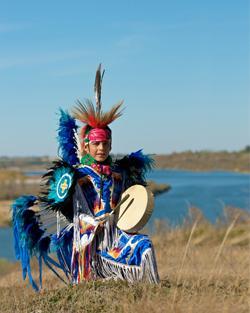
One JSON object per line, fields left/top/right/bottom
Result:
{"left": 0, "top": 156, "right": 52, "bottom": 169}
{"left": 154, "top": 149, "right": 250, "bottom": 173}
{"left": 1, "top": 148, "right": 250, "bottom": 172}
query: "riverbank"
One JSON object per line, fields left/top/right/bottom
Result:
{"left": 0, "top": 181, "right": 170, "bottom": 227}
{"left": 0, "top": 211, "right": 249, "bottom": 313}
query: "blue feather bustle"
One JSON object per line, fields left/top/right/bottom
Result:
{"left": 39, "top": 159, "right": 77, "bottom": 222}
{"left": 11, "top": 109, "right": 80, "bottom": 291}
{"left": 114, "top": 149, "right": 154, "bottom": 189}
{"left": 12, "top": 195, "right": 46, "bottom": 291}
{"left": 12, "top": 195, "right": 72, "bottom": 291}
{"left": 57, "top": 109, "right": 79, "bottom": 166}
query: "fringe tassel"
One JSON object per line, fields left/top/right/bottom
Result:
{"left": 71, "top": 209, "right": 159, "bottom": 284}
{"left": 71, "top": 212, "right": 98, "bottom": 283}
{"left": 94, "top": 248, "right": 160, "bottom": 284}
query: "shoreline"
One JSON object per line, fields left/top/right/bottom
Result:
{"left": 1, "top": 150, "right": 250, "bottom": 174}
{"left": 154, "top": 167, "right": 250, "bottom": 175}
{"left": 0, "top": 181, "right": 170, "bottom": 228}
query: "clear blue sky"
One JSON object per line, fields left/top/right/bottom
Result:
{"left": 0, "top": 0, "right": 249, "bottom": 156}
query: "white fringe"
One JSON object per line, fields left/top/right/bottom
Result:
{"left": 93, "top": 248, "right": 160, "bottom": 284}
{"left": 72, "top": 206, "right": 160, "bottom": 284}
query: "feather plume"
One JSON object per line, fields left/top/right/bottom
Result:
{"left": 57, "top": 109, "right": 79, "bottom": 165}
{"left": 72, "top": 99, "right": 123, "bottom": 129}
{"left": 94, "top": 63, "right": 105, "bottom": 114}
{"left": 72, "top": 64, "right": 123, "bottom": 129}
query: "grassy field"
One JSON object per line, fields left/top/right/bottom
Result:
{"left": 0, "top": 208, "right": 249, "bottom": 313}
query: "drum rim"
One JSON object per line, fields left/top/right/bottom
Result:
{"left": 115, "top": 184, "right": 154, "bottom": 233}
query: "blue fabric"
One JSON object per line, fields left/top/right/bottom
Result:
{"left": 77, "top": 165, "right": 113, "bottom": 217}
{"left": 100, "top": 230, "right": 152, "bottom": 266}
{"left": 77, "top": 162, "right": 153, "bottom": 267}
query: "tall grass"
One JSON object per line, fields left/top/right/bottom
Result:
{"left": 0, "top": 208, "right": 249, "bottom": 313}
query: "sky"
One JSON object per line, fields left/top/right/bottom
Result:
{"left": 0, "top": 0, "right": 249, "bottom": 156}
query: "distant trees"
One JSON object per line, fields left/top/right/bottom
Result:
{"left": 242, "top": 145, "right": 250, "bottom": 153}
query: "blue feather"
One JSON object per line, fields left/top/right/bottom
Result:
{"left": 129, "top": 149, "right": 155, "bottom": 174}
{"left": 12, "top": 195, "right": 73, "bottom": 291}
{"left": 12, "top": 195, "right": 41, "bottom": 291}
{"left": 57, "top": 109, "right": 79, "bottom": 166}
{"left": 115, "top": 149, "right": 155, "bottom": 188}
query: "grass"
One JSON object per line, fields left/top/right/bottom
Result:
{"left": 0, "top": 169, "right": 41, "bottom": 201}
{"left": 0, "top": 208, "right": 249, "bottom": 313}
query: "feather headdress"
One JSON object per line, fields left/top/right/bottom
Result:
{"left": 72, "top": 64, "right": 123, "bottom": 130}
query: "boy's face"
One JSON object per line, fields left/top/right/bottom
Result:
{"left": 84, "top": 140, "right": 111, "bottom": 162}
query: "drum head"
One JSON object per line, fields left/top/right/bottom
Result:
{"left": 115, "top": 184, "right": 154, "bottom": 233}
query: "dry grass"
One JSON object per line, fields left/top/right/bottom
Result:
{"left": 0, "top": 200, "right": 12, "bottom": 227}
{"left": 0, "top": 208, "right": 249, "bottom": 313}
{"left": 0, "top": 169, "right": 40, "bottom": 201}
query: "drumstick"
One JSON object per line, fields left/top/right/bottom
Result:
{"left": 116, "top": 197, "right": 134, "bottom": 222}
{"left": 110, "top": 194, "right": 130, "bottom": 214}
{"left": 96, "top": 194, "right": 131, "bottom": 224}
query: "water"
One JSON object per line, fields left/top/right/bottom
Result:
{"left": 1, "top": 169, "right": 249, "bottom": 261}
{"left": 148, "top": 169, "right": 250, "bottom": 225}
{"left": 0, "top": 227, "right": 15, "bottom": 261}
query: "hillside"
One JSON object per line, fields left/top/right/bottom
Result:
{"left": 0, "top": 208, "right": 249, "bottom": 313}
{"left": 154, "top": 150, "right": 250, "bottom": 172}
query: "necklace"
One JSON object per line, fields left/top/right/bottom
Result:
{"left": 81, "top": 154, "right": 112, "bottom": 176}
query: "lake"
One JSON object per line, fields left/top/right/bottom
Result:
{"left": 1, "top": 169, "right": 249, "bottom": 261}
{"left": 148, "top": 169, "right": 249, "bottom": 225}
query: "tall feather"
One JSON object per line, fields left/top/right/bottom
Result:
{"left": 94, "top": 63, "right": 105, "bottom": 115}
{"left": 57, "top": 109, "right": 79, "bottom": 166}
{"left": 72, "top": 64, "right": 123, "bottom": 129}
